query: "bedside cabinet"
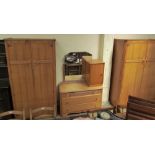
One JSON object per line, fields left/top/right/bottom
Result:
{"left": 59, "top": 81, "right": 103, "bottom": 117}
{"left": 82, "top": 56, "right": 104, "bottom": 86}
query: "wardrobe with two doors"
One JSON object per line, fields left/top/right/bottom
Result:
{"left": 110, "top": 40, "right": 155, "bottom": 108}
{"left": 5, "top": 39, "right": 56, "bottom": 118}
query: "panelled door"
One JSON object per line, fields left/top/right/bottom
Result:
{"left": 140, "top": 41, "right": 155, "bottom": 100}
{"left": 5, "top": 39, "right": 56, "bottom": 118}
{"left": 5, "top": 40, "right": 34, "bottom": 117}
{"left": 118, "top": 41, "right": 148, "bottom": 106}
{"left": 30, "top": 40, "right": 56, "bottom": 110}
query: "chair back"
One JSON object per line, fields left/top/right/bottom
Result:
{"left": 30, "top": 107, "right": 54, "bottom": 120}
{"left": 126, "top": 96, "right": 155, "bottom": 120}
{"left": 0, "top": 110, "right": 25, "bottom": 120}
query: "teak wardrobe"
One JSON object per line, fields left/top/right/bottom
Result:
{"left": 110, "top": 40, "right": 155, "bottom": 108}
{"left": 5, "top": 39, "right": 56, "bottom": 118}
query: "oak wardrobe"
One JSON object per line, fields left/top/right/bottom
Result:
{"left": 5, "top": 39, "right": 56, "bottom": 118}
{"left": 110, "top": 40, "right": 155, "bottom": 108}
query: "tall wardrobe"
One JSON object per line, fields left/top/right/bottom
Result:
{"left": 110, "top": 40, "right": 155, "bottom": 108}
{"left": 5, "top": 39, "right": 56, "bottom": 118}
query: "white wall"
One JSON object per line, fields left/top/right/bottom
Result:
{"left": 100, "top": 35, "right": 114, "bottom": 104}
{"left": 0, "top": 34, "right": 100, "bottom": 85}
{"left": 101, "top": 34, "right": 155, "bottom": 104}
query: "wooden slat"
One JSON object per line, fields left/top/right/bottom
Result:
{"left": 127, "top": 113, "right": 149, "bottom": 120}
{"left": 30, "top": 106, "right": 54, "bottom": 120}
{"left": 128, "top": 102, "right": 155, "bottom": 114}
{"left": 128, "top": 109, "right": 155, "bottom": 120}
{"left": 0, "top": 110, "right": 25, "bottom": 120}
{"left": 126, "top": 96, "right": 155, "bottom": 120}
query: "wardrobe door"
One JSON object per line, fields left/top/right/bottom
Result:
{"left": 30, "top": 40, "right": 56, "bottom": 113}
{"left": 5, "top": 40, "right": 34, "bottom": 118}
{"left": 140, "top": 41, "right": 155, "bottom": 100}
{"left": 118, "top": 41, "right": 147, "bottom": 106}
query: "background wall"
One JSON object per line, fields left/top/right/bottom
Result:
{"left": 0, "top": 34, "right": 100, "bottom": 85}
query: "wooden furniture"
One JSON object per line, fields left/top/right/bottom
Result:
{"left": 63, "top": 52, "right": 92, "bottom": 77}
{"left": 82, "top": 56, "right": 104, "bottom": 86}
{"left": 59, "top": 81, "right": 103, "bottom": 117}
{"left": 110, "top": 40, "right": 155, "bottom": 108}
{"left": 0, "top": 41, "right": 13, "bottom": 113}
{"left": 63, "top": 63, "right": 82, "bottom": 76}
{"left": 64, "top": 75, "right": 83, "bottom": 81}
{"left": 126, "top": 96, "right": 155, "bottom": 120}
{"left": 5, "top": 39, "right": 56, "bottom": 119}
{"left": 30, "top": 107, "right": 54, "bottom": 120}
{"left": 0, "top": 110, "right": 25, "bottom": 120}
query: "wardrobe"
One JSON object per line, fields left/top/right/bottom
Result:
{"left": 110, "top": 40, "right": 155, "bottom": 108}
{"left": 5, "top": 39, "right": 56, "bottom": 118}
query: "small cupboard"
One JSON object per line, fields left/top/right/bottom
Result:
{"left": 82, "top": 56, "right": 104, "bottom": 86}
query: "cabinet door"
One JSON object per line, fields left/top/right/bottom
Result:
{"left": 30, "top": 40, "right": 56, "bottom": 110}
{"left": 5, "top": 40, "right": 34, "bottom": 117}
{"left": 140, "top": 41, "right": 155, "bottom": 100}
{"left": 119, "top": 62, "right": 144, "bottom": 106}
{"left": 90, "top": 63, "right": 104, "bottom": 86}
{"left": 118, "top": 41, "right": 147, "bottom": 106}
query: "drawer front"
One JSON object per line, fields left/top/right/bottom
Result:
{"left": 61, "top": 94, "right": 102, "bottom": 114}
{"left": 61, "top": 89, "right": 102, "bottom": 99}
{"left": 63, "top": 94, "right": 101, "bottom": 104}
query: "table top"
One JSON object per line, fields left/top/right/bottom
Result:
{"left": 64, "top": 75, "right": 83, "bottom": 81}
{"left": 83, "top": 56, "right": 104, "bottom": 64}
{"left": 59, "top": 80, "right": 103, "bottom": 93}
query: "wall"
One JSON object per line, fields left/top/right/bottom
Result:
{"left": 101, "top": 34, "right": 155, "bottom": 104}
{"left": 0, "top": 34, "right": 100, "bottom": 85}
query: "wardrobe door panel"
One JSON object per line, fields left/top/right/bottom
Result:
{"left": 140, "top": 62, "right": 155, "bottom": 100}
{"left": 140, "top": 41, "right": 155, "bottom": 100}
{"left": 30, "top": 40, "right": 56, "bottom": 110}
{"left": 5, "top": 40, "right": 33, "bottom": 118}
{"left": 32, "top": 63, "right": 54, "bottom": 108}
{"left": 31, "top": 40, "right": 54, "bottom": 61}
{"left": 118, "top": 41, "right": 147, "bottom": 107}
{"left": 125, "top": 41, "right": 147, "bottom": 61}
{"left": 119, "top": 62, "right": 144, "bottom": 106}
{"left": 147, "top": 41, "right": 155, "bottom": 62}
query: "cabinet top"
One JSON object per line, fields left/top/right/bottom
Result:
{"left": 59, "top": 81, "right": 103, "bottom": 93}
{"left": 5, "top": 38, "right": 56, "bottom": 41}
{"left": 83, "top": 56, "right": 104, "bottom": 64}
